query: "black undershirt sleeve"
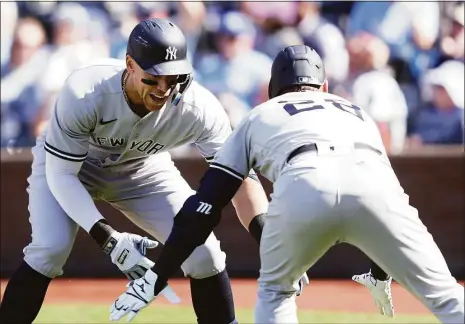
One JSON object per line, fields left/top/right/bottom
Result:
{"left": 152, "top": 166, "right": 244, "bottom": 292}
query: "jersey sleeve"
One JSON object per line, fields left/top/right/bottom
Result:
{"left": 194, "top": 89, "right": 233, "bottom": 163}
{"left": 210, "top": 116, "right": 252, "bottom": 181}
{"left": 44, "top": 79, "right": 95, "bottom": 162}
{"left": 46, "top": 154, "right": 104, "bottom": 233}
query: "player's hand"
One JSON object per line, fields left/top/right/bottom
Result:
{"left": 103, "top": 231, "right": 159, "bottom": 280}
{"left": 296, "top": 272, "right": 310, "bottom": 296}
{"left": 352, "top": 271, "right": 394, "bottom": 317}
{"left": 109, "top": 269, "right": 180, "bottom": 322}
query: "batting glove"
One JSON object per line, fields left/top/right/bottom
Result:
{"left": 352, "top": 271, "right": 394, "bottom": 317}
{"left": 297, "top": 272, "right": 310, "bottom": 296}
{"left": 109, "top": 269, "right": 180, "bottom": 322}
{"left": 103, "top": 231, "right": 158, "bottom": 280}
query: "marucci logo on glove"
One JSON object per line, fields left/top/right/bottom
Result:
{"left": 117, "top": 249, "right": 130, "bottom": 265}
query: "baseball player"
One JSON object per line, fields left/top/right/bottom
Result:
{"left": 109, "top": 45, "right": 464, "bottom": 324}
{"left": 0, "top": 18, "right": 277, "bottom": 324}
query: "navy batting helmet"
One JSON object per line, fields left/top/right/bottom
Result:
{"left": 268, "top": 45, "right": 326, "bottom": 99}
{"left": 127, "top": 18, "right": 193, "bottom": 104}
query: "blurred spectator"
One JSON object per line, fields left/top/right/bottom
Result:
{"left": 297, "top": 2, "right": 349, "bottom": 85}
{"left": 240, "top": 1, "right": 302, "bottom": 59}
{"left": 1, "top": 17, "right": 49, "bottom": 147}
{"left": 407, "top": 60, "right": 464, "bottom": 146}
{"left": 334, "top": 33, "right": 408, "bottom": 154}
{"left": 1, "top": 0, "right": 462, "bottom": 151}
{"left": 319, "top": 1, "right": 355, "bottom": 29}
{"left": 259, "top": 27, "right": 304, "bottom": 60}
{"left": 438, "top": 2, "right": 464, "bottom": 64}
{"left": 15, "top": 1, "right": 58, "bottom": 20}
{"left": 216, "top": 92, "right": 251, "bottom": 129}
{"left": 347, "top": 1, "right": 440, "bottom": 83}
{"left": 195, "top": 11, "right": 272, "bottom": 112}
{"left": 240, "top": 1, "right": 299, "bottom": 28}
{"left": 109, "top": 2, "right": 205, "bottom": 63}
{"left": 106, "top": 2, "right": 141, "bottom": 60}
{"left": 32, "top": 2, "right": 109, "bottom": 137}
{"left": 173, "top": 2, "right": 206, "bottom": 62}
{"left": 1, "top": 1, "right": 19, "bottom": 70}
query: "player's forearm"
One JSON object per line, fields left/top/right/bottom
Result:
{"left": 153, "top": 167, "right": 243, "bottom": 284}
{"left": 232, "top": 177, "right": 269, "bottom": 228}
{"left": 45, "top": 153, "right": 104, "bottom": 233}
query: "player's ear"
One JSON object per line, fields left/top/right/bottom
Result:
{"left": 321, "top": 80, "right": 329, "bottom": 93}
{"left": 126, "top": 55, "right": 135, "bottom": 74}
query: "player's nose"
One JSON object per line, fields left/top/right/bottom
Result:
{"left": 155, "top": 77, "right": 171, "bottom": 93}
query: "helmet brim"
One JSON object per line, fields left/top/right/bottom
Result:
{"left": 143, "top": 59, "right": 193, "bottom": 76}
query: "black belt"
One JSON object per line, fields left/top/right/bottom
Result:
{"left": 286, "top": 143, "right": 382, "bottom": 163}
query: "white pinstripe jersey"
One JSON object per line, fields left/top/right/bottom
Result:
{"left": 41, "top": 58, "right": 231, "bottom": 168}
{"left": 211, "top": 91, "right": 387, "bottom": 183}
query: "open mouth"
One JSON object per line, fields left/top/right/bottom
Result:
{"left": 149, "top": 93, "right": 166, "bottom": 104}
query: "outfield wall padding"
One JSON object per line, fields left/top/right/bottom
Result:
{"left": 1, "top": 148, "right": 463, "bottom": 279}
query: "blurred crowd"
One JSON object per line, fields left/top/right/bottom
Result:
{"left": 1, "top": 1, "right": 464, "bottom": 154}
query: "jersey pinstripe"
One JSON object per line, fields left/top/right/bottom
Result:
{"left": 42, "top": 58, "right": 232, "bottom": 169}
{"left": 212, "top": 91, "right": 387, "bottom": 183}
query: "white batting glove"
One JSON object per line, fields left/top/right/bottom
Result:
{"left": 296, "top": 272, "right": 310, "bottom": 296}
{"left": 109, "top": 269, "right": 180, "bottom": 322}
{"left": 352, "top": 271, "right": 394, "bottom": 317}
{"left": 103, "top": 231, "right": 158, "bottom": 280}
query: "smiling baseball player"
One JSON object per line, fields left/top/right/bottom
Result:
{"left": 0, "top": 18, "right": 277, "bottom": 324}
{"left": 109, "top": 45, "right": 464, "bottom": 324}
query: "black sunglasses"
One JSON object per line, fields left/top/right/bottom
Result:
{"left": 141, "top": 78, "right": 158, "bottom": 86}
{"left": 140, "top": 75, "right": 180, "bottom": 86}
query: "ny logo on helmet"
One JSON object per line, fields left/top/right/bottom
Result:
{"left": 165, "top": 47, "right": 177, "bottom": 60}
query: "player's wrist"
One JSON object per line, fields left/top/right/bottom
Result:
{"left": 89, "top": 219, "right": 116, "bottom": 251}
{"left": 150, "top": 268, "right": 168, "bottom": 296}
{"left": 248, "top": 213, "right": 266, "bottom": 246}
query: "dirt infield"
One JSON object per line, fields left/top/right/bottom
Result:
{"left": 1, "top": 278, "right": 441, "bottom": 315}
